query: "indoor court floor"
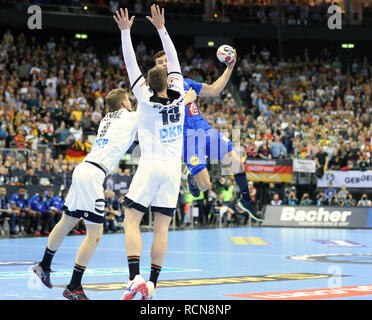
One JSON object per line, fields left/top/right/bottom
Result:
{"left": 1, "top": 226, "right": 372, "bottom": 300}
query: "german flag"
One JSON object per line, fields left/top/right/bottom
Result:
{"left": 65, "top": 140, "right": 91, "bottom": 163}
{"left": 244, "top": 158, "right": 293, "bottom": 183}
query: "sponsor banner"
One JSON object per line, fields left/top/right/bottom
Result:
{"left": 244, "top": 158, "right": 293, "bottom": 183}
{"left": 317, "top": 170, "right": 372, "bottom": 188}
{"left": 262, "top": 205, "right": 372, "bottom": 228}
{"left": 227, "top": 285, "right": 372, "bottom": 300}
{"left": 293, "top": 159, "right": 316, "bottom": 173}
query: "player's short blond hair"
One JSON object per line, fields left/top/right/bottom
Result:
{"left": 147, "top": 66, "right": 167, "bottom": 94}
{"left": 105, "top": 88, "right": 128, "bottom": 112}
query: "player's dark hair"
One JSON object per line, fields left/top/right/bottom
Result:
{"left": 154, "top": 50, "right": 166, "bottom": 62}
{"left": 105, "top": 88, "right": 128, "bottom": 112}
{"left": 147, "top": 66, "right": 167, "bottom": 94}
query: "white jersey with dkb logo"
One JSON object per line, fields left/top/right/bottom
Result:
{"left": 131, "top": 73, "right": 185, "bottom": 162}
{"left": 84, "top": 109, "right": 138, "bottom": 173}
{"left": 120, "top": 27, "right": 185, "bottom": 212}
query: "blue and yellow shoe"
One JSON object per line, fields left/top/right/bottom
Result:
{"left": 238, "top": 196, "right": 264, "bottom": 222}
{"left": 187, "top": 172, "right": 200, "bottom": 197}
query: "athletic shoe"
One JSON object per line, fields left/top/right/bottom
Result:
{"left": 120, "top": 275, "right": 146, "bottom": 300}
{"left": 237, "top": 196, "right": 264, "bottom": 222}
{"left": 140, "top": 281, "right": 155, "bottom": 300}
{"left": 187, "top": 172, "right": 200, "bottom": 197}
{"left": 63, "top": 285, "right": 89, "bottom": 300}
{"left": 32, "top": 263, "right": 53, "bottom": 289}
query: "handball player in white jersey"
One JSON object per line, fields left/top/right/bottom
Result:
{"left": 32, "top": 89, "right": 138, "bottom": 300}
{"left": 113, "top": 5, "right": 189, "bottom": 300}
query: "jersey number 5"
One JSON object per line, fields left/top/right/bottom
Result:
{"left": 159, "top": 106, "right": 180, "bottom": 125}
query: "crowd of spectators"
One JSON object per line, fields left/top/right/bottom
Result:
{"left": 0, "top": 29, "right": 372, "bottom": 237}
{"left": 7, "top": 0, "right": 348, "bottom": 25}
{"left": 177, "top": 177, "right": 372, "bottom": 227}
{"left": 9, "top": 0, "right": 205, "bottom": 18}
{"left": 216, "top": 0, "right": 345, "bottom": 25}
{"left": 0, "top": 184, "right": 125, "bottom": 237}
{"left": 263, "top": 181, "right": 372, "bottom": 207}
{"left": 231, "top": 44, "right": 372, "bottom": 176}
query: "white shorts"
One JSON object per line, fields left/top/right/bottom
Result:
{"left": 124, "top": 158, "right": 182, "bottom": 216}
{"left": 63, "top": 161, "right": 106, "bottom": 224}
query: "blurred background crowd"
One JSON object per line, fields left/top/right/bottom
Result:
{"left": 5, "top": 0, "right": 371, "bottom": 26}
{"left": 0, "top": 3, "right": 371, "bottom": 237}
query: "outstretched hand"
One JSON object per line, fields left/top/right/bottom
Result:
{"left": 113, "top": 8, "right": 135, "bottom": 30}
{"left": 146, "top": 4, "right": 165, "bottom": 30}
{"left": 226, "top": 48, "right": 237, "bottom": 69}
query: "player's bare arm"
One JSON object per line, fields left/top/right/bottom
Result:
{"left": 198, "top": 49, "right": 237, "bottom": 98}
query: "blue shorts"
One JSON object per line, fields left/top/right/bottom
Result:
{"left": 183, "top": 128, "right": 233, "bottom": 176}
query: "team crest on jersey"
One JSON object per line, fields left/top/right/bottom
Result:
{"left": 96, "top": 138, "right": 109, "bottom": 148}
{"left": 190, "top": 156, "right": 199, "bottom": 166}
{"left": 188, "top": 101, "right": 199, "bottom": 116}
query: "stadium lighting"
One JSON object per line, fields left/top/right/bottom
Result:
{"left": 75, "top": 33, "right": 88, "bottom": 39}
{"left": 208, "top": 41, "right": 215, "bottom": 47}
{"left": 341, "top": 43, "right": 354, "bottom": 49}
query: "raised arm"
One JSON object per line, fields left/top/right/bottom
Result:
{"left": 113, "top": 8, "right": 142, "bottom": 87}
{"left": 198, "top": 50, "right": 237, "bottom": 98}
{"left": 146, "top": 4, "right": 181, "bottom": 75}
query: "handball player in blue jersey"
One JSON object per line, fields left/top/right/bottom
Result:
{"left": 154, "top": 50, "right": 263, "bottom": 221}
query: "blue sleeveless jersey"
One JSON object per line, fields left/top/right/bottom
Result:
{"left": 182, "top": 79, "right": 233, "bottom": 176}
{"left": 183, "top": 78, "right": 212, "bottom": 133}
